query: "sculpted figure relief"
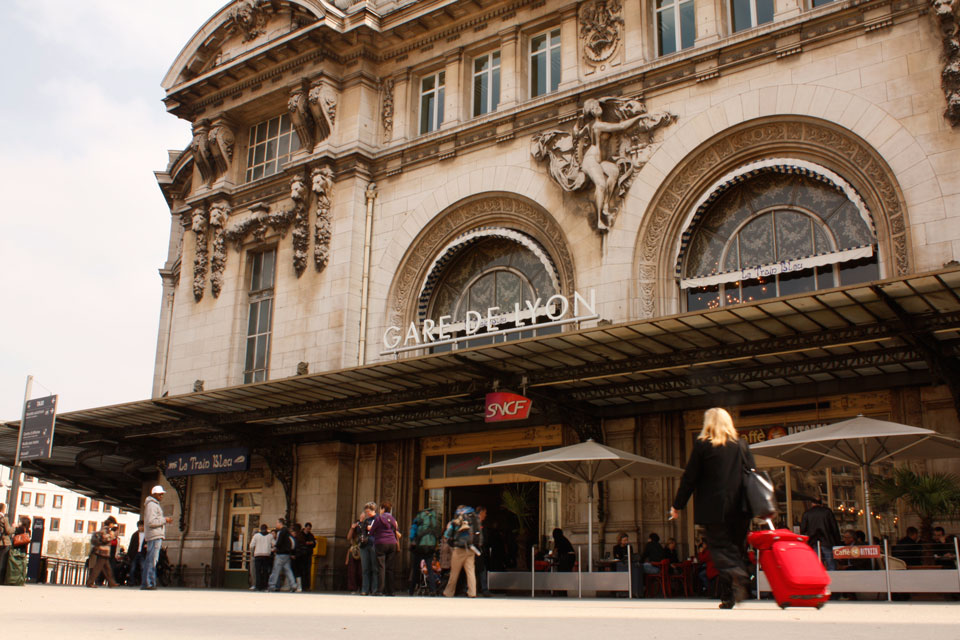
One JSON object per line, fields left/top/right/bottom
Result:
{"left": 933, "top": 0, "right": 960, "bottom": 126}
{"left": 208, "top": 201, "right": 230, "bottom": 298}
{"left": 191, "top": 120, "right": 214, "bottom": 184}
{"left": 579, "top": 0, "right": 624, "bottom": 66}
{"left": 382, "top": 78, "right": 395, "bottom": 141}
{"left": 311, "top": 166, "right": 334, "bottom": 272}
{"left": 191, "top": 206, "right": 209, "bottom": 302}
{"left": 192, "top": 118, "right": 235, "bottom": 185}
{"left": 290, "top": 174, "right": 309, "bottom": 277}
{"left": 532, "top": 97, "right": 676, "bottom": 231}
{"left": 288, "top": 81, "right": 338, "bottom": 151}
{"left": 230, "top": 0, "right": 268, "bottom": 42}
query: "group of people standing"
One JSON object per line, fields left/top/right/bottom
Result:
{"left": 0, "top": 503, "right": 31, "bottom": 586}
{"left": 249, "top": 517, "right": 317, "bottom": 591}
{"left": 345, "top": 501, "right": 401, "bottom": 596}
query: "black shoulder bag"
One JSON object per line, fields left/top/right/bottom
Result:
{"left": 739, "top": 439, "right": 777, "bottom": 519}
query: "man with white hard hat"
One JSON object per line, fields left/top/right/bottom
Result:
{"left": 141, "top": 484, "right": 173, "bottom": 590}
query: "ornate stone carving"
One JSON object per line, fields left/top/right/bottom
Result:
{"left": 288, "top": 80, "right": 338, "bottom": 152}
{"left": 296, "top": 361, "right": 309, "bottom": 376}
{"left": 311, "top": 166, "right": 334, "bottom": 272}
{"left": 229, "top": 0, "right": 268, "bottom": 43}
{"left": 191, "top": 118, "right": 235, "bottom": 185}
{"left": 224, "top": 203, "right": 294, "bottom": 249}
{"left": 208, "top": 201, "right": 230, "bottom": 298}
{"left": 387, "top": 197, "right": 576, "bottom": 330}
{"left": 933, "top": 0, "right": 960, "bottom": 126}
{"left": 579, "top": 0, "right": 624, "bottom": 66}
{"left": 256, "top": 446, "right": 296, "bottom": 523}
{"left": 382, "top": 78, "right": 395, "bottom": 141}
{"left": 193, "top": 379, "right": 205, "bottom": 392}
{"left": 532, "top": 98, "right": 676, "bottom": 232}
{"left": 156, "top": 463, "right": 189, "bottom": 532}
{"left": 289, "top": 174, "right": 309, "bottom": 277}
{"left": 191, "top": 206, "right": 209, "bottom": 302}
{"left": 637, "top": 118, "right": 910, "bottom": 317}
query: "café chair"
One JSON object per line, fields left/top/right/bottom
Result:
{"left": 669, "top": 560, "right": 693, "bottom": 597}
{"left": 644, "top": 559, "right": 671, "bottom": 598}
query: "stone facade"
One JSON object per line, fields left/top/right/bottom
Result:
{"left": 152, "top": 0, "right": 960, "bottom": 587}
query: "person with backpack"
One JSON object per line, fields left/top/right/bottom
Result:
{"left": 408, "top": 506, "right": 440, "bottom": 595}
{"left": 86, "top": 516, "right": 119, "bottom": 588}
{"left": 352, "top": 502, "right": 379, "bottom": 595}
{"left": 442, "top": 505, "right": 480, "bottom": 598}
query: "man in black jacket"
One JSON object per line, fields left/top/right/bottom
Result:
{"left": 800, "top": 498, "right": 840, "bottom": 570}
{"left": 126, "top": 521, "right": 145, "bottom": 585}
{"left": 268, "top": 518, "right": 297, "bottom": 591}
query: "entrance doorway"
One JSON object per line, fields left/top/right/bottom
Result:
{"left": 447, "top": 482, "right": 547, "bottom": 571}
{"left": 223, "top": 490, "right": 261, "bottom": 589}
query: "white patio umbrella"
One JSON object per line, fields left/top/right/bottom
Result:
{"left": 749, "top": 415, "right": 960, "bottom": 541}
{"left": 478, "top": 439, "right": 683, "bottom": 571}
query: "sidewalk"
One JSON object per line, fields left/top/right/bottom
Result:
{"left": 2, "top": 585, "right": 957, "bottom": 639}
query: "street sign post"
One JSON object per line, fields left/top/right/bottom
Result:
{"left": 19, "top": 395, "right": 57, "bottom": 461}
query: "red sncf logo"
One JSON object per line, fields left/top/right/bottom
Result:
{"left": 484, "top": 392, "right": 532, "bottom": 422}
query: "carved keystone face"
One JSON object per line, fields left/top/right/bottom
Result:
{"left": 933, "top": 0, "right": 955, "bottom": 16}
{"left": 290, "top": 179, "right": 305, "bottom": 200}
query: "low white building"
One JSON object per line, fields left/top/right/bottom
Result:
{"left": 1, "top": 464, "right": 140, "bottom": 560}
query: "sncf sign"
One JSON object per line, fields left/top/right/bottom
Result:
{"left": 485, "top": 392, "right": 532, "bottom": 423}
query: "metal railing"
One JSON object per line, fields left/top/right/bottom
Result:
{"left": 43, "top": 557, "right": 89, "bottom": 586}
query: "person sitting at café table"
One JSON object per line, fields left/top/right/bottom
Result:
{"left": 640, "top": 532, "right": 665, "bottom": 574}
{"left": 893, "top": 527, "right": 923, "bottom": 567}
{"left": 837, "top": 530, "right": 871, "bottom": 570}
{"left": 931, "top": 526, "right": 956, "bottom": 569}
{"left": 612, "top": 532, "right": 643, "bottom": 597}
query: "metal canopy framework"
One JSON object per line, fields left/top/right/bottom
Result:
{"left": 3, "top": 267, "right": 960, "bottom": 509}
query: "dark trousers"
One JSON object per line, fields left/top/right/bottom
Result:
{"left": 0, "top": 546, "right": 8, "bottom": 584}
{"left": 375, "top": 543, "right": 397, "bottom": 595}
{"left": 704, "top": 518, "right": 750, "bottom": 602}
{"left": 409, "top": 546, "right": 437, "bottom": 594}
{"left": 87, "top": 554, "right": 117, "bottom": 587}
{"left": 475, "top": 554, "right": 488, "bottom": 594}
{"left": 360, "top": 544, "right": 378, "bottom": 594}
{"left": 254, "top": 556, "right": 271, "bottom": 591}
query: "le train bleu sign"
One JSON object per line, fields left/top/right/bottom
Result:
{"left": 165, "top": 448, "right": 249, "bottom": 478}
{"left": 381, "top": 289, "right": 599, "bottom": 355}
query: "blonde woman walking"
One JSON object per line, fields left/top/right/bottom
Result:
{"left": 670, "top": 408, "right": 754, "bottom": 609}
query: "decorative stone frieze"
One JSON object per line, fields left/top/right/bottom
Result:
{"left": 532, "top": 98, "right": 676, "bottom": 232}
{"left": 579, "top": 0, "right": 624, "bottom": 67}
{"left": 311, "top": 166, "right": 334, "bottom": 272}
{"left": 289, "top": 174, "right": 310, "bottom": 277}
{"left": 933, "top": 0, "right": 960, "bottom": 126}
{"left": 208, "top": 200, "right": 230, "bottom": 298}
{"left": 191, "top": 206, "right": 209, "bottom": 302}
{"left": 382, "top": 78, "right": 395, "bottom": 141}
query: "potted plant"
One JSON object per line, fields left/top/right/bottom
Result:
{"left": 872, "top": 466, "right": 960, "bottom": 541}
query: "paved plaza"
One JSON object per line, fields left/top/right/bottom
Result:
{"left": 2, "top": 586, "right": 957, "bottom": 638}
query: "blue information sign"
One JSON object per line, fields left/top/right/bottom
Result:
{"left": 165, "top": 448, "right": 249, "bottom": 477}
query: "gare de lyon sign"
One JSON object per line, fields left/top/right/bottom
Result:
{"left": 381, "top": 289, "right": 598, "bottom": 356}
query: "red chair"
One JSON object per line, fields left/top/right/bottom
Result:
{"left": 670, "top": 561, "right": 693, "bottom": 597}
{"left": 644, "top": 559, "right": 671, "bottom": 597}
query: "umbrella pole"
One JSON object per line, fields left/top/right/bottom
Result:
{"left": 587, "top": 482, "right": 594, "bottom": 573}
{"left": 861, "top": 459, "right": 874, "bottom": 544}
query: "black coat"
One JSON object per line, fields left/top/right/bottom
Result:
{"left": 672, "top": 437, "right": 753, "bottom": 524}
{"left": 800, "top": 505, "right": 841, "bottom": 547}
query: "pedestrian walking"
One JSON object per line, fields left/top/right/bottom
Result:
{"left": 800, "top": 496, "right": 841, "bottom": 570}
{"left": 249, "top": 523, "right": 274, "bottom": 591}
{"left": 370, "top": 500, "right": 400, "bottom": 596}
{"left": 354, "top": 502, "right": 378, "bottom": 595}
{"left": 142, "top": 485, "right": 173, "bottom": 590}
{"left": 474, "top": 506, "right": 491, "bottom": 596}
{"left": 408, "top": 505, "right": 440, "bottom": 595}
{"left": 86, "top": 517, "right": 119, "bottom": 588}
{"left": 268, "top": 518, "right": 297, "bottom": 592}
{"left": 670, "top": 407, "right": 753, "bottom": 609}
{"left": 126, "top": 521, "right": 145, "bottom": 586}
{"left": 442, "top": 505, "right": 480, "bottom": 598}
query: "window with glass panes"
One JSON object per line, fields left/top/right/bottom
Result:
{"left": 730, "top": 0, "right": 774, "bottom": 32}
{"left": 245, "top": 114, "right": 300, "bottom": 182}
{"left": 472, "top": 51, "right": 501, "bottom": 117}
{"left": 35, "top": 493, "right": 44, "bottom": 508}
{"left": 243, "top": 249, "right": 277, "bottom": 383}
{"left": 50, "top": 518, "right": 60, "bottom": 532}
{"left": 74, "top": 520, "right": 83, "bottom": 533}
{"left": 419, "top": 71, "right": 445, "bottom": 134}
{"left": 53, "top": 495, "right": 62, "bottom": 509}
{"left": 530, "top": 29, "right": 561, "bottom": 98}
{"left": 683, "top": 171, "right": 879, "bottom": 311}
{"left": 20, "top": 492, "right": 30, "bottom": 506}
{"left": 657, "top": 0, "right": 695, "bottom": 56}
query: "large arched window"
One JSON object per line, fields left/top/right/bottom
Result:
{"left": 680, "top": 164, "right": 880, "bottom": 311}
{"left": 421, "top": 229, "right": 561, "bottom": 349}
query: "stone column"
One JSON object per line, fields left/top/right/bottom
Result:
{"left": 623, "top": 0, "right": 647, "bottom": 64}
{"left": 558, "top": 3, "right": 580, "bottom": 92}
{"left": 499, "top": 26, "right": 520, "bottom": 109}
{"left": 442, "top": 48, "right": 463, "bottom": 129}
{"left": 392, "top": 69, "right": 411, "bottom": 142}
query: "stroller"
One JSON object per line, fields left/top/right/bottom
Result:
{"left": 414, "top": 557, "right": 443, "bottom": 596}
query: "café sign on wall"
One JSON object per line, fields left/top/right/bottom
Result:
{"left": 381, "top": 289, "right": 598, "bottom": 355}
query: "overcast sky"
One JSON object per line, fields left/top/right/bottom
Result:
{"left": 0, "top": 1, "right": 226, "bottom": 420}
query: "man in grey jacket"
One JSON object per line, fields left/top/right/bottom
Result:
{"left": 142, "top": 485, "right": 172, "bottom": 590}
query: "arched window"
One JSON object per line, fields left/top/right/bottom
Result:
{"left": 680, "top": 166, "right": 879, "bottom": 311}
{"left": 422, "top": 231, "right": 561, "bottom": 349}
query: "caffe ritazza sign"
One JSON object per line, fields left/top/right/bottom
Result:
{"left": 381, "top": 289, "right": 598, "bottom": 355}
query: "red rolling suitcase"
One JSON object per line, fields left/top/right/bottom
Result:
{"left": 748, "top": 526, "right": 831, "bottom": 609}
